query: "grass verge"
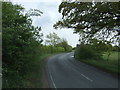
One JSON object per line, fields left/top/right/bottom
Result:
{"left": 80, "top": 59, "right": 119, "bottom": 75}
{"left": 23, "top": 53, "right": 61, "bottom": 88}
{"left": 77, "top": 52, "right": 119, "bottom": 76}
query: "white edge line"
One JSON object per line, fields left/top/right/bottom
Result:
{"left": 49, "top": 72, "right": 57, "bottom": 89}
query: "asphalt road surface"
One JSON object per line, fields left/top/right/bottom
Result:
{"left": 0, "top": 66, "right": 1, "bottom": 89}
{"left": 45, "top": 52, "right": 118, "bottom": 88}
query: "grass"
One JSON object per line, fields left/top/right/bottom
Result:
{"left": 102, "top": 52, "right": 119, "bottom": 61}
{"left": 3, "top": 50, "right": 69, "bottom": 88}
{"left": 23, "top": 54, "right": 49, "bottom": 88}
{"left": 23, "top": 54, "right": 53, "bottom": 88}
{"left": 2, "top": 54, "right": 52, "bottom": 88}
{"left": 23, "top": 52, "right": 62, "bottom": 88}
{"left": 80, "top": 51, "right": 119, "bottom": 75}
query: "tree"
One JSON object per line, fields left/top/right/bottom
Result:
{"left": 53, "top": 1, "right": 120, "bottom": 45}
{"left": 56, "top": 38, "right": 72, "bottom": 52}
{"left": 45, "top": 32, "right": 61, "bottom": 46}
{"left": 45, "top": 33, "right": 72, "bottom": 52}
{"left": 2, "top": 2, "right": 43, "bottom": 87}
{"left": 45, "top": 32, "right": 61, "bottom": 53}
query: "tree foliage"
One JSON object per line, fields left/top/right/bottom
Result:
{"left": 53, "top": 1, "right": 120, "bottom": 45}
{"left": 2, "top": 2, "right": 43, "bottom": 88}
{"left": 2, "top": 2, "right": 72, "bottom": 88}
{"left": 45, "top": 32, "right": 61, "bottom": 46}
{"left": 56, "top": 38, "right": 72, "bottom": 52}
{"left": 45, "top": 33, "right": 72, "bottom": 52}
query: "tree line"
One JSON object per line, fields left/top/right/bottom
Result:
{"left": 2, "top": 2, "right": 72, "bottom": 88}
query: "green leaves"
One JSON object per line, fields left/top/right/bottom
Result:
{"left": 46, "top": 32, "right": 61, "bottom": 46}
{"left": 2, "top": 2, "right": 43, "bottom": 88}
{"left": 25, "top": 9, "right": 43, "bottom": 17}
{"left": 54, "top": 1, "right": 120, "bottom": 45}
{"left": 45, "top": 33, "right": 72, "bottom": 52}
{"left": 56, "top": 38, "right": 72, "bottom": 52}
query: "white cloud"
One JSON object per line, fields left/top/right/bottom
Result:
{"left": 12, "top": 1, "right": 80, "bottom": 47}
{"left": 11, "top": 0, "right": 62, "bottom": 3}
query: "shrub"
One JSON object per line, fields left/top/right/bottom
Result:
{"left": 74, "top": 44, "right": 102, "bottom": 60}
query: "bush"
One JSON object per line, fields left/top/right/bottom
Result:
{"left": 66, "top": 45, "right": 72, "bottom": 52}
{"left": 74, "top": 44, "right": 102, "bottom": 60}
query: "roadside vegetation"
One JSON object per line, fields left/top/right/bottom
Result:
{"left": 54, "top": 1, "right": 119, "bottom": 75}
{"left": 2, "top": 1, "right": 120, "bottom": 88}
{"left": 2, "top": 2, "right": 72, "bottom": 88}
{"left": 75, "top": 44, "right": 119, "bottom": 75}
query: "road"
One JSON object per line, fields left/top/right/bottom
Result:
{"left": 0, "top": 66, "right": 1, "bottom": 89}
{"left": 0, "top": 73, "right": 1, "bottom": 89}
{"left": 45, "top": 52, "right": 118, "bottom": 88}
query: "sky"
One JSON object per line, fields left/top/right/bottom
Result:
{"left": 12, "top": 0, "right": 80, "bottom": 47}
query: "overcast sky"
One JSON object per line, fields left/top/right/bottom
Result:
{"left": 12, "top": 0, "right": 80, "bottom": 47}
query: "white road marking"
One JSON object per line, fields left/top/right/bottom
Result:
{"left": 64, "top": 60, "right": 93, "bottom": 82}
{"left": 49, "top": 71, "right": 57, "bottom": 89}
{"left": 71, "top": 56, "right": 74, "bottom": 58}
{"left": 80, "top": 73, "right": 93, "bottom": 82}
{"left": 72, "top": 67, "right": 93, "bottom": 82}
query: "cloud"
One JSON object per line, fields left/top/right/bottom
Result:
{"left": 11, "top": 0, "right": 62, "bottom": 3}
{"left": 12, "top": 1, "right": 80, "bottom": 47}
{"left": 32, "top": 2, "right": 61, "bottom": 25}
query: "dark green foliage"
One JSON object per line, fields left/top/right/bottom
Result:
{"left": 53, "top": 1, "right": 119, "bottom": 63}
{"left": 39, "top": 45, "right": 65, "bottom": 54}
{"left": 74, "top": 39, "right": 116, "bottom": 61}
{"left": 72, "top": 47, "right": 75, "bottom": 50}
{"left": 74, "top": 39, "right": 110, "bottom": 60}
{"left": 2, "top": 2, "right": 69, "bottom": 88}
{"left": 53, "top": 1, "right": 120, "bottom": 46}
{"left": 67, "top": 45, "right": 72, "bottom": 52}
{"left": 56, "top": 38, "right": 72, "bottom": 52}
{"left": 2, "top": 2, "right": 43, "bottom": 88}
{"left": 74, "top": 44, "right": 102, "bottom": 60}
{"left": 54, "top": 1, "right": 120, "bottom": 35}
{"left": 112, "top": 46, "right": 120, "bottom": 52}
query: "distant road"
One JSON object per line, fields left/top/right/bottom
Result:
{"left": 45, "top": 52, "right": 118, "bottom": 88}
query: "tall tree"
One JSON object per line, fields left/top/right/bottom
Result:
{"left": 45, "top": 32, "right": 61, "bottom": 46}
{"left": 53, "top": 1, "right": 120, "bottom": 45}
{"left": 2, "top": 2, "right": 43, "bottom": 87}
{"left": 56, "top": 38, "right": 72, "bottom": 51}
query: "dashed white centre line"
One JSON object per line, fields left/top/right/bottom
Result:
{"left": 71, "top": 67, "right": 93, "bottom": 82}
{"left": 65, "top": 57, "right": 93, "bottom": 82}
{"left": 80, "top": 73, "right": 93, "bottom": 82}
{"left": 71, "top": 56, "right": 74, "bottom": 58}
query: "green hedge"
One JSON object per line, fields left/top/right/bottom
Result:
{"left": 74, "top": 44, "right": 102, "bottom": 60}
